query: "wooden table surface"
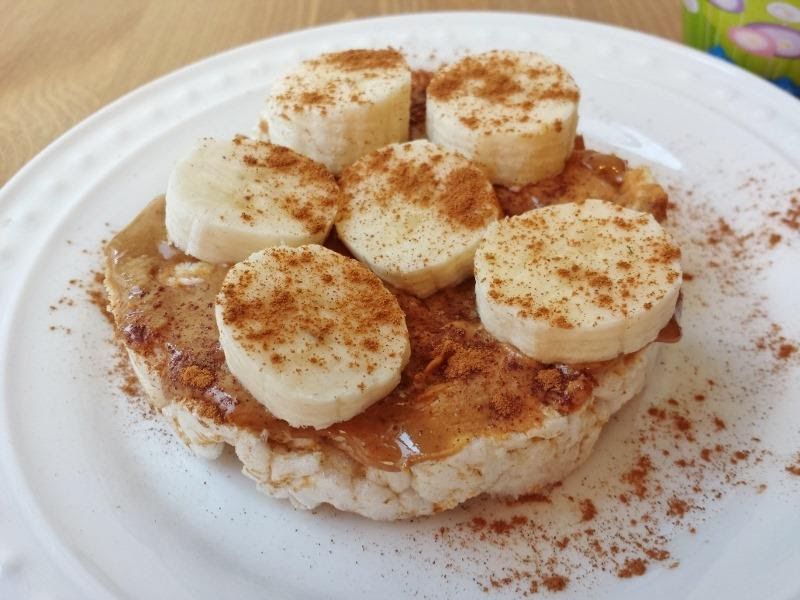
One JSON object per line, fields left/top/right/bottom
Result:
{"left": 0, "top": 0, "right": 681, "bottom": 186}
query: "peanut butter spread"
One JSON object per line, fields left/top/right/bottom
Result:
{"left": 104, "top": 71, "right": 676, "bottom": 471}
{"left": 107, "top": 199, "right": 604, "bottom": 469}
{"left": 106, "top": 174, "right": 674, "bottom": 473}
{"left": 494, "top": 138, "right": 668, "bottom": 221}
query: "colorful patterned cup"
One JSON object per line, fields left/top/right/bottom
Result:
{"left": 682, "top": 0, "right": 800, "bottom": 96}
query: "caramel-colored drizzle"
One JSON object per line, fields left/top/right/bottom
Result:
{"left": 104, "top": 71, "right": 678, "bottom": 471}
{"left": 106, "top": 199, "right": 645, "bottom": 470}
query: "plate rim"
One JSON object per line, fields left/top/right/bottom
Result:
{"left": 2, "top": 10, "right": 799, "bottom": 200}
{"left": 1, "top": 11, "right": 799, "bottom": 600}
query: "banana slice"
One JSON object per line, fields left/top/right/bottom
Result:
{"left": 336, "top": 139, "right": 502, "bottom": 298}
{"left": 426, "top": 50, "right": 580, "bottom": 187}
{"left": 165, "top": 137, "right": 340, "bottom": 264}
{"left": 261, "top": 48, "right": 411, "bottom": 174}
{"left": 215, "top": 245, "right": 410, "bottom": 429}
{"left": 474, "top": 199, "right": 681, "bottom": 363}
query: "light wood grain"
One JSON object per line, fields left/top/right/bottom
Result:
{"left": 0, "top": 0, "right": 681, "bottom": 186}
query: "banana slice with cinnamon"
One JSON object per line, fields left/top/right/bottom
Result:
{"left": 475, "top": 199, "right": 682, "bottom": 363}
{"left": 262, "top": 48, "right": 411, "bottom": 174}
{"left": 426, "top": 50, "right": 580, "bottom": 187}
{"left": 215, "top": 244, "right": 410, "bottom": 429}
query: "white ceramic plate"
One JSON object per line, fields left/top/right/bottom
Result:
{"left": 2, "top": 12, "right": 800, "bottom": 600}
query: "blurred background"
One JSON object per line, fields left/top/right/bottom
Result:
{"left": 0, "top": 1, "right": 683, "bottom": 186}
{"left": 6, "top": 0, "right": 799, "bottom": 187}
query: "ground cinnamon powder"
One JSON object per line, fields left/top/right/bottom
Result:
{"left": 218, "top": 246, "right": 404, "bottom": 370}
{"left": 321, "top": 48, "right": 404, "bottom": 72}
{"left": 431, "top": 378, "right": 777, "bottom": 595}
{"left": 339, "top": 141, "right": 500, "bottom": 234}
{"left": 180, "top": 365, "right": 215, "bottom": 389}
{"left": 617, "top": 558, "right": 647, "bottom": 579}
{"left": 230, "top": 137, "right": 340, "bottom": 236}
{"left": 426, "top": 174, "right": 797, "bottom": 594}
{"left": 579, "top": 499, "right": 597, "bottom": 522}
{"left": 79, "top": 70, "right": 799, "bottom": 595}
{"left": 427, "top": 52, "right": 579, "bottom": 134}
{"left": 275, "top": 48, "right": 407, "bottom": 114}
{"left": 786, "top": 454, "right": 800, "bottom": 476}
{"left": 82, "top": 194, "right": 794, "bottom": 595}
{"left": 428, "top": 52, "right": 576, "bottom": 106}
